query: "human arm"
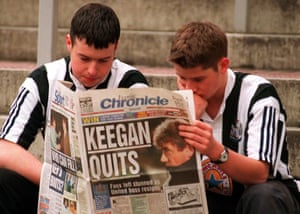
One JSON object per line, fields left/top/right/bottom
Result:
{"left": 115, "top": 63, "right": 149, "bottom": 89}
{"left": 192, "top": 92, "right": 208, "bottom": 120}
{"left": 0, "top": 75, "right": 47, "bottom": 184}
{"left": 1, "top": 76, "right": 46, "bottom": 149}
{"left": 0, "top": 139, "right": 42, "bottom": 184}
{"left": 176, "top": 77, "right": 208, "bottom": 120}
{"left": 177, "top": 74, "right": 286, "bottom": 185}
{"left": 178, "top": 120, "right": 269, "bottom": 185}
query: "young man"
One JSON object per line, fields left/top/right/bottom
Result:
{"left": 152, "top": 118, "right": 199, "bottom": 186}
{"left": 0, "top": 3, "right": 148, "bottom": 214}
{"left": 168, "top": 21, "right": 300, "bottom": 213}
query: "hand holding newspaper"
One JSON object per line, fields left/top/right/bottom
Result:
{"left": 38, "top": 80, "right": 208, "bottom": 214}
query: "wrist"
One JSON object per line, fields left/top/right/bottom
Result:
{"left": 209, "top": 143, "right": 224, "bottom": 160}
{"left": 211, "top": 145, "right": 229, "bottom": 164}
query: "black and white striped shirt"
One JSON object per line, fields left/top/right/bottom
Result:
{"left": 202, "top": 69, "right": 297, "bottom": 193}
{"left": 0, "top": 57, "right": 148, "bottom": 149}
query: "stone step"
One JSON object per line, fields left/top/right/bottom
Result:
{"left": 0, "top": 28, "right": 299, "bottom": 70}
{"left": 1, "top": 0, "right": 298, "bottom": 33}
{"left": 1, "top": 115, "right": 299, "bottom": 178}
{"left": 0, "top": 61, "right": 299, "bottom": 177}
{"left": 0, "top": 0, "right": 299, "bottom": 70}
{"left": 1, "top": 0, "right": 299, "bottom": 181}
{"left": 1, "top": 62, "right": 299, "bottom": 126}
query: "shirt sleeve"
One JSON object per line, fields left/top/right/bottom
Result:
{"left": 0, "top": 77, "right": 45, "bottom": 149}
{"left": 245, "top": 84, "right": 284, "bottom": 171}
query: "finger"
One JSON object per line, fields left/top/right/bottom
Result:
{"left": 184, "top": 137, "right": 208, "bottom": 153}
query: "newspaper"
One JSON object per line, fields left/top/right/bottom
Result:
{"left": 38, "top": 80, "right": 208, "bottom": 214}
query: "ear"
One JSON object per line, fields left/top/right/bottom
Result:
{"left": 66, "top": 34, "right": 72, "bottom": 52}
{"left": 114, "top": 40, "right": 119, "bottom": 51}
{"left": 185, "top": 144, "right": 195, "bottom": 158}
{"left": 218, "top": 57, "right": 230, "bottom": 74}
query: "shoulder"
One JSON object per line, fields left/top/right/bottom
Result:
{"left": 232, "top": 71, "right": 276, "bottom": 98}
{"left": 112, "top": 59, "right": 137, "bottom": 72}
{"left": 27, "top": 57, "right": 69, "bottom": 106}
{"left": 240, "top": 73, "right": 280, "bottom": 101}
{"left": 233, "top": 71, "right": 284, "bottom": 114}
{"left": 29, "top": 57, "right": 68, "bottom": 82}
{"left": 109, "top": 59, "right": 148, "bottom": 88}
{"left": 232, "top": 71, "right": 270, "bottom": 88}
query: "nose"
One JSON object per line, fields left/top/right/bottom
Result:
{"left": 87, "top": 61, "right": 98, "bottom": 76}
{"left": 160, "top": 152, "right": 168, "bottom": 163}
{"left": 184, "top": 79, "right": 197, "bottom": 91}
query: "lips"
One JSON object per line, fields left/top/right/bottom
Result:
{"left": 81, "top": 77, "right": 99, "bottom": 87}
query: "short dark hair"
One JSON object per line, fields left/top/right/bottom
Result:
{"left": 168, "top": 21, "right": 227, "bottom": 70}
{"left": 70, "top": 3, "right": 120, "bottom": 49}
{"left": 153, "top": 118, "right": 188, "bottom": 150}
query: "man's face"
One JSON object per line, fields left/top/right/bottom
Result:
{"left": 66, "top": 35, "right": 118, "bottom": 88}
{"left": 160, "top": 141, "right": 194, "bottom": 167}
{"left": 174, "top": 64, "right": 222, "bottom": 101}
{"left": 173, "top": 58, "right": 229, "bottom": 104}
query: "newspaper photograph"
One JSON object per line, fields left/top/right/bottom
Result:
{"left": 38, "top": 81, "right": 208, "bottom": 214}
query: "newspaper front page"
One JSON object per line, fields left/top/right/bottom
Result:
{"left": 38, "top": 81, "right": 208, "bottom": 214}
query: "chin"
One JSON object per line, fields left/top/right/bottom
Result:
{"left": 84, "top": 82, "right": 98, "bottom": 88}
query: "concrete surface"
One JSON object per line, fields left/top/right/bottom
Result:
{"left": 0, "top": 0, "right": 299, "bottom": 69}
{"left": 0, "top": 65, "right": 299, "bottom": 177}
{"left": 0, "top": 0, "right": 299, "bottom": 178}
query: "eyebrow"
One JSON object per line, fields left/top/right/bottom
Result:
{"left": 177, "top": 74, "right": 204, "bottom": 80}
{"left": 78, "top": 53, "right": 113, "bottom": 61}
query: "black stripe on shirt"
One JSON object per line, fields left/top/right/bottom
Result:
{"left": 245, "top": 83, "right": 286, "bottom": 159}
{"left": 18, "top": 102, "right": 44, "bottom": 149}
{"left": 29, "top": 65, "right": 49, "bottom": 109}
{"left": 259, "top": 106, "right": 276, "bottom": 163}
{"left": 29, "top": 65, "right": 50, "bottom": 136}
{"left": 249, "top": 83, "right": 287, "bottom": 167}
{"left": 118, "top": 70, "right": 148, "bottom": 88}
{"left": 1, "top": 87, "right": 29, "bottom": 138}
{"left": 249, "top": 83, "right": 286, "bottom": 118}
